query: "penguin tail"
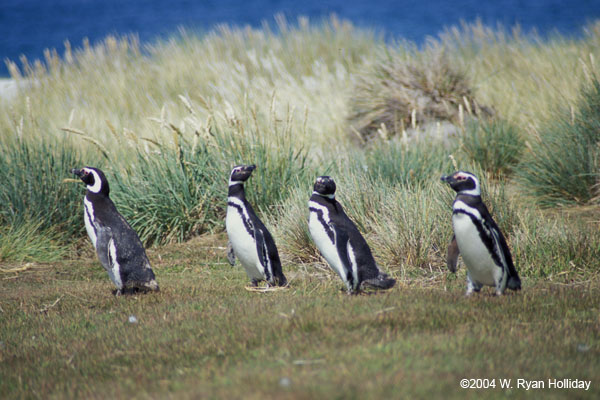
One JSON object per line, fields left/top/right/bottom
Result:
{"left": 507, "top": 275, "right": 521, "bottom": 291}
{"left": 144, "top": 279, "right": 160, "bottom": 292}
{"left": 361, "top": 273, "right": 396, "bottom": 290}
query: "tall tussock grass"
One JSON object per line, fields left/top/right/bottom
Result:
{"left": 110, "top": 145, "right": 224, "bottom": 246}
{"left": 0, "top": 136, "right": 86, "bottom": 239}
{"left": 348, "top": 43, "right": 492, "bottom": 142}
{"left": 0, "top": 219, "right": 67, "bottom": 262}
{"left": 461, "top": 118, "right": 524, "bottom": 177}
{"left": 350, "top": 140, "right": 457, "bottom": 187}
{"left": 517, "top": 76, "right": 600, "bottom": 207}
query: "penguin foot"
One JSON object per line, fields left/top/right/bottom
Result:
{"left": 507, "top": 276, "right": 522, "bottom": 291}
{"left": 361, "top": 274, "right": 396, "bottom": 291}
{"left": 113, "top": 285, "right": 159, "bottom": 296}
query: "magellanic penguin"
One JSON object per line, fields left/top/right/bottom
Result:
{"left": 441, "top": 171, "right": 521, "bottom": 296}
{"left": 72, "top": 167, "right": 159, "bottom": 295}
{"left": 226, "top": 165, "right": 287, "bottom": 287}
{"left": 308, "top": 176, "right": 396, "bottom": 294}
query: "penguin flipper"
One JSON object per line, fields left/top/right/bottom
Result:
{"left": 94, "top": 225, "right": 113, "bottom": 274}
{"left": 447, "top": 234, "right": 460, "bottom": 273}
{"left": 94, "top": 225, "right": 124, "bottom": 289}
{"left": 226, "top": 241, "right": 236, "bottom": 266}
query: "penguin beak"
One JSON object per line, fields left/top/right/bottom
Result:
{"left": 71, "top": 168, "right": 83, "bottom": 177}
{"left": 246, "top": 165, "right": 256, "bottom": 172}
{"left": 441, "top": 174, "right": 451, "bottom": 183}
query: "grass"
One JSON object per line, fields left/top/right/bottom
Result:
{"left": 0, "top": 240, "right": 598, "bottom": 399}
{"left": 0, "top": 137, "right": 86, "bottom": 239}
{"left": 461, "top": 118, "right": 523, "bottom": 177}
{"left": 0, "top": 220, "right": 67, "bottom": 263}
{"left": 517, "top": 76, "right": 600, "bottom": 207}
{"left": 348, "top": 43, "right": 491, "bottom": 142}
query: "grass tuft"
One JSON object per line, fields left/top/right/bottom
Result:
{"left": 0, "top": 137, "right": 88, "bottom": 240}
{"left": 110, "top": 145, "right": 224, "bottom": 246}
{"left": 350, "top": 140, "right": 457, "bottom": 187}
{"left": 461, "top": 118, "right": 523, "bottom": 176}
{"left": 0, "top": 220, "right": 67, "bottom": 262}
{"left": 348, "top": 43, "right": 492, "bottom": 142}
{"left": 517, "top": 76, "right": 600, "bottom": 207}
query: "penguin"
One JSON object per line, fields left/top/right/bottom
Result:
{"left": 308, "top": 176, "right": 396, "bottom": 294}
{"left": 441, "top": 171, "right": 521, "bottom": 296}
{"left": 225, "top": 164, "right": 287, "bottom": 287}
{"left": 71, "top": 167, "right": 159, "bottom": 295}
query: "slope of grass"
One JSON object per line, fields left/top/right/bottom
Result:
{"left": 0, "top": 242, "right": 598, "bottom": 399}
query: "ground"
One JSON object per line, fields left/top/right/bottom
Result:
{"left": 1, "top": 235, "right": 599, "bottom": 399}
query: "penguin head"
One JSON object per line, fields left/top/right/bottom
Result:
{"left": 313, "top": 176, "right": 336, "bottom": 198}
{"left": 229, "top": 164, "right": 256, "bottom": 185}
{"left": 441, "top": 171, "right": 480, "bottom": 196}
{"left": 71, "top": 167, "right": 110, "bottom": 196}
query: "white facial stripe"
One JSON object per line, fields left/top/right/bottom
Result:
{"left": 453, "top": 200, "right": 482, "bottom": 220}
{"left": 312, "top": 191, "right": 334, "bottom": 199}
{"left": 84, "top": 168, "right": 103, "bottom": 193}
{"left": 228, "top": 179, "right": 243, "bottom": 186}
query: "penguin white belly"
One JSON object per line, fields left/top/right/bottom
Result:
{"left": 452, "top": 213, "right": 499, "bottom": 286}
{"left": 308, "top": 211, "right": 350, "bottom": 288}
{"left": 83, "top": 198, "right": 97, "bottom": 247}
{"left": 226, "top": 206, "right": 264, "bottom": 281}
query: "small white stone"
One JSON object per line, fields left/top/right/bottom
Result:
{"left": 279, "top": 377, "right": 291, "bottom": 388}
{"left": 577, "top": 343, "right": 590, "bottom": 352}
{"left": 128, "top": 315, "right": 138, "bottom": 324}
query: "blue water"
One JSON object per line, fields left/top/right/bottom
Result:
{"left": 1, "top": 0, "right": 600, "bottom": 76}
